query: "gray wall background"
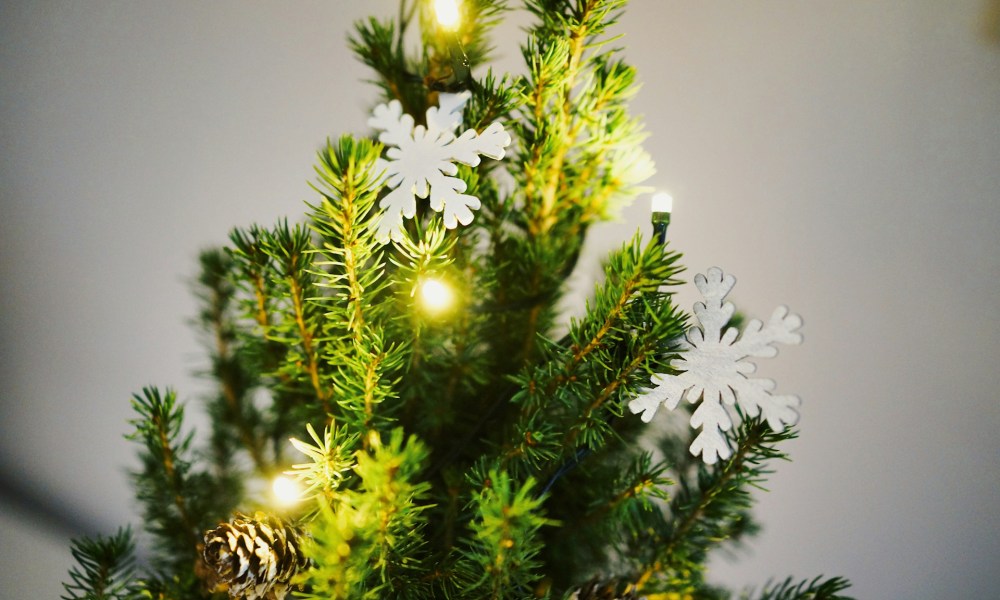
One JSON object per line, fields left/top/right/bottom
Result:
{"left": 2, "top": 1, "right": 998, "bottom": 597}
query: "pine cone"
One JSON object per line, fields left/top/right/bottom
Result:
{"left": 202, "top": 513, "right": 308, "bottom": 600}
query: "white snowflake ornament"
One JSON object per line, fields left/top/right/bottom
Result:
{"left": 628, "top": 267, "right": 803, "bottom": 465}
{"left": 368, "top": 91, "right": 511, "bottom": 243}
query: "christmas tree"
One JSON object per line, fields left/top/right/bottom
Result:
{"left": 62, "top": 1, "right": 850, "bottom": 599}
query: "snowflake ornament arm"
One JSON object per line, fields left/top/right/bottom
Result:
{"left": 628, "top": 267, "right": 803, "bottom": 465}
{"left": 367, "top": 91, "right": 511, "bottom": 243}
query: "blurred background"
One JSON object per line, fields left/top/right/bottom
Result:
{"left": 2, "top": 1, "right": 998, "bottom": 597}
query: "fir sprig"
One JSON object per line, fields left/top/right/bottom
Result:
{"left": 193, "top": 248, "right": 266, "bottom": 476}
{"left": 61, "top": 527, "right": 139, "bottom": 600}
{"left": 229, "top": 222, "right": 317, "bottom": 454}
{"left": 263, "top": 219, "right": 333, "bottom": 424}
{"left": 228, "top": 224, "right": 275, "bottom": 331}
{"left": 748, "top": 575, "right": 855, "bottom": 600}
{"left": 329, "top": 327, "right": 408, "bottom": 445}
{"left": 501, "top": 235, "right": 685, "bottom": 477}
{"left": 392, "top": 219, "right": 477, "bottom": 445}
{"left": 296, "top": 429, "right": 433, "bottom": 600}
{"left": 127, "top": 388, "right": 200, "bottom": 558}
{"left": 127, "top": 387, "right": 228, "bottom": 593}
{"left": 309, "top": 135, "right": 409, "bottom": 441}
{"left": 287, "top": 422, "right": 360, "bottom": 503}
{"left": 459, "top": 470, "right": 554, "bottom": 599}
{"left": 352, "top": 16, "right": 422, "bottom": 114}
{"left": 542, "top": 449, "right": 674, "bottom": 588}
{"left": 518, "top": 0, "right": 647, "bottom": 238}
{"left": 631, "top": 416, "right": 800, "bottom": 595}
{"left": 309, "top": 135, "right": 389, "bottom": 340}
{"left": 478, "top": 0, "right": 655, "bottom": 376}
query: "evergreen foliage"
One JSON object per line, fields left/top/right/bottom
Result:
{"left": 748, "top": 576, "right": 853, "bottom": 600}
{"left": 62, "top": 527, "right": 139, "bottom": 600}
{"left": 63, "top": 1, "right": 850, "bottom": 599}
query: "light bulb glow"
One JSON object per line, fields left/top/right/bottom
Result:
{"left": 651, "top": 192, "right": 673, "bottom": 214}
{"left": 419, "top": 278, "right": 453, "bottom": 312}
{"left": 434, "top": 0, "right": 461, "bottom": 30}
{"left": 272, "top": 476, "right": 303, "bottom": 506}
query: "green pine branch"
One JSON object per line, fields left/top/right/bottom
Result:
{"left": 127, "top": 388, "right": 219, "bottom": 595}
{"left": 518, "top": 0, "right": 647, "bottom": 238}
{"left": 477, "top": 0, "right": 654, "bottom": 373}
{"left": 228, "top": 224, "right": 275, "bottom": 331}
{"left": 263, "top": 219, "right": 333, "bottom": 421}
{"left": 62, "top": 527, "right": 139, "bottom": 600}
{"left": 309, "top": 135, "right": 390, "bottom": 339}
{"left": 297, "top": 429, "right": 432, "bottom": 600}
{"left": 631, "top": 416, "right": 800, "bottom": 595}
{"left": 500, "top": 235, "right": 684, "bottom": 477}
{"left": 393, "top": 221, "right": 479, "bottom": 445}
{"left": 541, "top": 449, "right": 673, "bottom": 589}
{"left": 287, "top": 422, "right": 360, "bottom": 503}
{"left": 308, "top": 135, "right": 410, "bottom": 442}
{"left": 747, "top": 575, "right": 854, "bottom": 600}
{"left": 193, "top": 248, "right": 267, "bottom": 475}
{"left": 127, "top": 388, "right": 200, "bottom": 559}
{"left": 351, "top": 0, "right": 510, "bottom": 113}
{"left": 352, "top": 16, "right": 423, "bottom": 114}
{"left": 229, "top": 222, "right": 327, "bottom": 456}
{"left": 457, "top": 470, "right": 554, "bottom": 599}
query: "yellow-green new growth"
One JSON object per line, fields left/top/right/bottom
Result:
{"left": 287, "top": 423, "right": 359, "bottom": 502}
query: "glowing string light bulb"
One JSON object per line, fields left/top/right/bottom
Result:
{"left": 418, "top": 277, "right": 454, "bottom": 313}
{"left": 271, "top": 475, "right": 303, "bottom": 507}
{"left": 433, "top": 0, "right": 470, "bottom": 85}
{"left": 651, "top": 192, "right": 673, "bottom": 214}
{"left": 434, "top": 0, "right": 461, "bottom": 30}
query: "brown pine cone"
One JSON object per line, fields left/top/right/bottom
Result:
{"left": 202, "top": 513, "right": 308, "bottom": 600}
